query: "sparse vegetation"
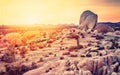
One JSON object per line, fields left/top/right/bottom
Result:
{"left": 0, "top": 23, "right": 120, "bottom": 75}
{"left": 1, "top": 47, "right": 16, "bottom": 63}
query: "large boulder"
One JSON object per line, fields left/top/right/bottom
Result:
{"left": 79, "top": 10, "right": 98, "bottom": 32}
{"left": 95, "top": 24, "right": 114, "bottom": 33}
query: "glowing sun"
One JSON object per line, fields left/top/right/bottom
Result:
{"left": 25, "top": 15, "right": 39, "bottom": 25}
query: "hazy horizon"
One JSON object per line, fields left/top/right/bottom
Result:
{"left": 0, "top": 0, "right": 120, "bottom": 25}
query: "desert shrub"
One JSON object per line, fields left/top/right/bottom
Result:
{"left": 23, "top": 31, "right": 40, "bottom": 43}
{"left": 67, "top": 33, "right": 81, "bottom": 48}
{"left": 1, "top": 48, "right": 16, "bottom": 63}
{"left": 5, "top": 65, "right": 20, "bottom": 75}
{"left": 4, "top": 64, "right": 31, "bottom": 75}
{"left": 19, "top": 46, "right": 28, "bottom": 58}
{"left": 3, "top": 33, "right": 23, "bottom": 46}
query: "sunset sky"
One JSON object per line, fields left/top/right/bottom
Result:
{"left": 0, "top": 0, "right": 120, "bottom": 25}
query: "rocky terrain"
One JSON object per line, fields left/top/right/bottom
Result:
{"left": 97, "top": 22, "right": 120, "bottom": 31}
{"left": 0, "top": 26, "right": 120, "bottom": 75}
{"left": 0, "top": 10, "right": 120, "bottom": 75}
{"left": 22, "top": 28, "right": 120, "bottom": 75}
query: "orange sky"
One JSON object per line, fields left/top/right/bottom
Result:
{"left": 0, "top": 0, "right": 120, "bottom": 25}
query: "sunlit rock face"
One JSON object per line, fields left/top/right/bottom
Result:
{"left": 95, "top": 24, "right": 115, "bottom": 33}
{"left": 79, "top": 10, "right": 98, "bottom": 32}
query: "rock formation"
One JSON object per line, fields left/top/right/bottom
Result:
{"left": 79, "top": 10, "right": 98, "bottom": 32}
{"left": 95, "top": 24, "right": 115, "bottom": 33}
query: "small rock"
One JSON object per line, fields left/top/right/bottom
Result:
{"left": 111, "top": 72, "right": 117, "bottom": 75}
{"left": 49, "top": 52, "right": 53, "bottom": 55}
{"left": 90, "top": 52, "right": 98, "bottom": 57}
{"left": 70, "top": 54, "right": 78, "bottom": 57}
{"left": 60, "top": 56, "right": 64, "bottom": 60}
{"left": 96, "top": 35, "right": 104, "bottom": 40}
{"left": 99, "top": 50, "right": 107, "bottom": 56}
{"left": 63, "top": 52, "right": 70, "bottom": 55}
{"left": 114, "top": 31, "right": 120, "bottom": 35}
{"left": 70, "top": 52, "right": 78, "bottom": 57}
{"left": 98, "top": 46, "right": 105, "bottom": 50}
{"left": 80, "top": 54, "right": 86, "bottom": 57}
{"left": 39, "top": 57, "right": 43, "bottom": 62}
{"left": 86, "top": 54, "right": 92, "bottom": 57}
{"left": 63, "top": 71, "right": 75, "bottom": 75}
{"left": 102, "top": 66, "right": 107, "bottom": 75}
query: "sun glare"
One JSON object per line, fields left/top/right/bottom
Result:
{"left": 25, "top": 15, "right": 39, "bottom": 25}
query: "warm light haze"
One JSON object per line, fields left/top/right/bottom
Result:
{"left": 0, "top": 0, "right": 120, "bottom": 25}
